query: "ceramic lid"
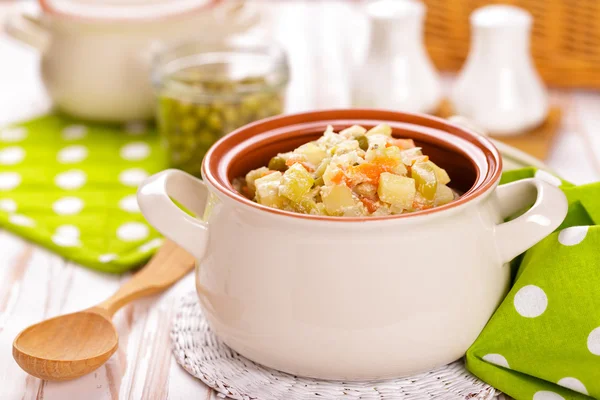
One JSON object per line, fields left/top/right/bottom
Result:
{"left": 39, "top": 0, "right": 220, "bottom": 21}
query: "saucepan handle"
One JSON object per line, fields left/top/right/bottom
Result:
{"left": 137, "top": 169, "right": 210, "bottom": 260}
{"left": 493, "top": 178, "right": 567, "bottom": 264}
{"left": 4, "top": 11, "right": 49, "bottom": 51}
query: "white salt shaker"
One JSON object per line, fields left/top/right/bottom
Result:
{"left": 352, "top": 0, "right": 442, "bottom": 114}
{"left": 451, "top": 5, "right": 548, "bottom": 136}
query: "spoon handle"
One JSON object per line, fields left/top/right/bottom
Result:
{"left": 97, "top": 240, "right": 196, "bottom": 316}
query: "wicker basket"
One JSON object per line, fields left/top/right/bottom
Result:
{"left": 423, "top": 0, "right": 600, "bottom": 89}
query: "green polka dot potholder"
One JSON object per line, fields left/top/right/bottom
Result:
{"left": 0, "top": 114, "right": 168, "bottom": 273}
{"left": 467, "top": 168, "right": 600, "bottom": 400}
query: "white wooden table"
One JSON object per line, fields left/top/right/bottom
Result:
{"left": 1, "top": 2, "right": 599, "bottom": 399}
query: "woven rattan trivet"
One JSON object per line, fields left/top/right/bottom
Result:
{"left": 435, "top": 99, "right": 562, "bottom": 161}
{"left": 171, "top": 291, "right": 500, "bottom": 400}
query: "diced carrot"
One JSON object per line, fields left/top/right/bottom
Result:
{"left": 360, "top": 197, "right": 378, "bottom": 213}
{"left": 285, "top": 159, "right": 315, "bottom": 172}
{"left": 389, "top": 138, "right": 416, "bottom": 149}
{"left": 330, "top": 170, "right": 345, "bottom": 185}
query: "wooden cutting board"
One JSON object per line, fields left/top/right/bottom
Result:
{"left": 436, "top": 99, "right": 562, "bottom": 160}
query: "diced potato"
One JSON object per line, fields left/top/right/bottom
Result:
{"left": 321, "top": 184, "right": 357, "bottom": 215}
{"left": 411, "top": 162, "right": 438, "bottom": 200}
{"left": 366, "top": 123, "right": 392, "bottom": 137}
{"left": 245, "top": 167, "right": 270, "bottom": 193}
{"left": 255, "top": 172, "right": 286, "bottom": 208}
{"left": 365, "top": 144, "right": 386, "bottom": 162}
{"left": 279, "top": 163, "right": 314, "bottom": 202}
{"left": 377, "top": 172, "right": 416, "bottom": 209}
{"left": 333, "top": 139, "right": 359, "bottom": 155}
{"left": 294, "top": 142, "right": 328, "bottom": 166}
{"left": 434, "top": 183, "right": 455, "bottom": 206}
{"left": 339, "top": 125, "right": 367, "bottom": 138}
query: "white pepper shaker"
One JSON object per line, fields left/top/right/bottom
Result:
{"left": 451, "top": 5, "right": 548, "bottom": 136}
{"left": 352, "top": 0, "right": 442, "bottom": 114}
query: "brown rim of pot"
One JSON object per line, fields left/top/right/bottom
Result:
{"left": 202, "top": 109, "right": 503, "bottom": 222}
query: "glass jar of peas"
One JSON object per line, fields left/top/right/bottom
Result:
{"left": 152, "top": 40, "right": 289, "bottom": 176}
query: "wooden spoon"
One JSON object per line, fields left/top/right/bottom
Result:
{"left": 13, "top": 239, "right": 195, "bottom": 381}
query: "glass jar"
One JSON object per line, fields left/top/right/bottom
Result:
{"left": 152, "top": 40, "right": 289, "bottom": 176}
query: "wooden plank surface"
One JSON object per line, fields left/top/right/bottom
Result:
{"left": 1, "top": 1, "right": 599, "bottom": 400}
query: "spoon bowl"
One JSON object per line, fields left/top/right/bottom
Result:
{"left": 13, "top": 309, "right": 117, "bottom": 381}
{"left": 13, "top": 240, "right": 195, "bottom": 381}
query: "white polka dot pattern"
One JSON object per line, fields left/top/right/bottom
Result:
{"left": 9, "top": 214, "right": 35, "bottom": 227}
{"left": 58, "top": 145, "right": 88, "bottom": 163}
{"left": 52, "top": 225, "right": 81, "bottom": 247}
{"left": 557, "top": 377, "right": 588, "bottom": 395}
{"left": 0, "top": 127, "right": 27, "bottom": 142}
{"left": 533, "top": 391, "right": 565, "bottom": 400}
{"left": 119, "top": 195, "right": 140, "bottom": 213}
{"left": 117, "top": 222, "right": 149, "bottom": 241}
{"left": 558, "top": 226, "right": 589, "bottom": 246}
{"left": 99, "top": 254, "right": 118, "bottom": 263}
{"left": 587, "top": 327, "right": 600, "bottom": 356}
{"left": 0, "top": 146, "right": 25, "bottom": 165}
{"left": 514, "top": 285, "right": 548, "bottom": 318}
{"left": 120, "top": 142, "right": 150, "bottom": 161}
{"left": 52, "top": 197, "right": 84, "bottom": 215}
{"left": 0, "top": 172, "right": 21, "bottom": 190}
{"left": 482, "top": 354, "right": 510, "bottom": 369}
{"left": 0, "top": 199, "right": 17, "bottom": 213}
{"left": 61, "top": 125, "right": 87, "bottom": 140}
{"left": 119, "top": 168, "right": 148, "bottom": 187}
{"left": 55, "top": 170, "right": 87, "bottom": 190}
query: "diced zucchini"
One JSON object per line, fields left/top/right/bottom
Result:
{"left": 366, "top": 123, "right": 392, "bottom": 137}
{"left": 279, "top": 163, "right": 314, "bottom": 202}
{"left": 428, "top": 161, "right": 451, "bottom": 185}
{"left": 294, "top": 142, "right": 327, "bottom": 166}
{"left": 255, "top": 172, "right": 285, "bottom": 208}
{"left": 377, "top": 172, "right": 416, "bottom": 209}
{"left": 411, "top": 162, "right": 438, "bottom": 200}
{"left": 321, "top": 184, "right": 356, "bottom": 215}
{"left": 434, "top": 183, "right": 455, "bottom": 206}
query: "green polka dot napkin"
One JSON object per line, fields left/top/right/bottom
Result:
{"left": 467, "top": 167, "right": 600, "bottom": 400}
{"left": 0, "top": 114, "right": 168, "bottom": 273}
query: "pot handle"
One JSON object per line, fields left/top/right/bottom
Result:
{"left": 4, "top": 11, "right": 49, "bottom": 51}
{"left": 137, "top": 169, "right": 210, "bottom": 260}
{"left": 494, "top": 178, "right": 567, "bottom": 263}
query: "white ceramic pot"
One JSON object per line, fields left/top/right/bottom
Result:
{"left": 137, "top": 109, "right": 567, "bottom": 380}
{"left": 4, "top": 0, "right": 259, "bottom": 122}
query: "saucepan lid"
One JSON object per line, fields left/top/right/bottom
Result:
{"left": 39, "top": 0, "right": 221, "bottom": 21}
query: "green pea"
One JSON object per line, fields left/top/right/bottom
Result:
{"left": 356, "top": 135, "right": 369, "bottom": 151}
{"left": 268, "top": 156, "right": 288, "bottom": 172}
